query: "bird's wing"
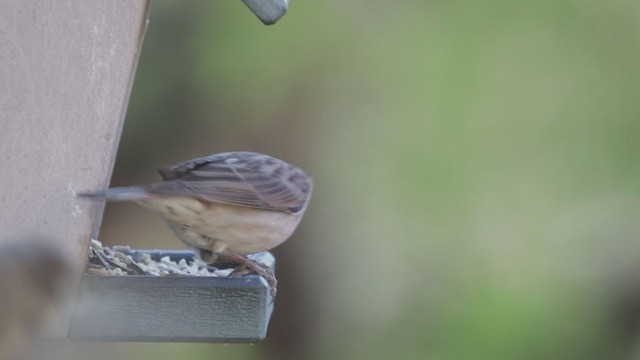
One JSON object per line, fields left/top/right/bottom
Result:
{"left": 150, "top": 152, "right": 312, "bottom": 213}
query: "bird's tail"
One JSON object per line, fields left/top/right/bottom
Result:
{"left": 77, "top": 186, "right": 151, "bottom": 201}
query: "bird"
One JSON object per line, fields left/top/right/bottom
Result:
{"left": 79, "top": 151, "right": 313, "bottom": 298}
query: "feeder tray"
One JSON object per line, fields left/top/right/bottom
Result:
{"left": 69, "top": 250, "right": 274, "bottom": 342}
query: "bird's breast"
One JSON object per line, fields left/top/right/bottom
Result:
{"left": 135, "top": 196, "right": 303, "bottom": 254}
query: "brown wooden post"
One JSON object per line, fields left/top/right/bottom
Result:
{"left": 0, "top": 0, "right": 150, "bottom": 334}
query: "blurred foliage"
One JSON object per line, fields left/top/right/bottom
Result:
{"left": 98, "top": 0, "right": 640, "bottom": 359}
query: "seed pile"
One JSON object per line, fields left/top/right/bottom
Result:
{"left": 86, "top": 239, "right": 233, "bottom": 277}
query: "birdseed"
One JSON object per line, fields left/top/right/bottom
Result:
{"left": 86, "top": 239, "right": 231, "bottom": 277}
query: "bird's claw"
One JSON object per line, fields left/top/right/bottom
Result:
{"left": 229, "top": 258, "right": 277, "bottom": 301}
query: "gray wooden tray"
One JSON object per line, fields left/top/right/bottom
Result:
{"left": 69, "top": 250, "right": 274, "bottom": 342}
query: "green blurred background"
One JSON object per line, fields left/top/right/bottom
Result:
{"left": 96, "top": 1, "right": 640, "bottom": 359}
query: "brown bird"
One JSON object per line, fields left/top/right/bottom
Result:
{"left": 80, "top": 151, "right": 313, "bottom": 297}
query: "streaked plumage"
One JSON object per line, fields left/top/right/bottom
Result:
{"left": 79, "top": 152, "right": 313, "bottom": 296}
{"left": 155, "top": 151, "right": 311, "bottom": 213}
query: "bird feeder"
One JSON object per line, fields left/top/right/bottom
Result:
{"left": 0, "top": 0, "right": 287, "bottom": 342}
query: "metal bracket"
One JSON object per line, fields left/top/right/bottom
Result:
{"left": 242, "top": 0, "right": 288, "bottom": 25}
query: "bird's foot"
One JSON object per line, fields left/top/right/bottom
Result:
{"left": 219, "top": 252, "right": 277, "bottom": 300}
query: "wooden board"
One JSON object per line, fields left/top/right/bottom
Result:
{"left": 0, "top": 0, "right": 150, "bottom": 336}
{"left": 0, "top": 0, "right": 150, "bottom": 267}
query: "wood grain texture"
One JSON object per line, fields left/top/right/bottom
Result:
{"left": 70, "top": 251, "right": 275, "bottom": 342}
